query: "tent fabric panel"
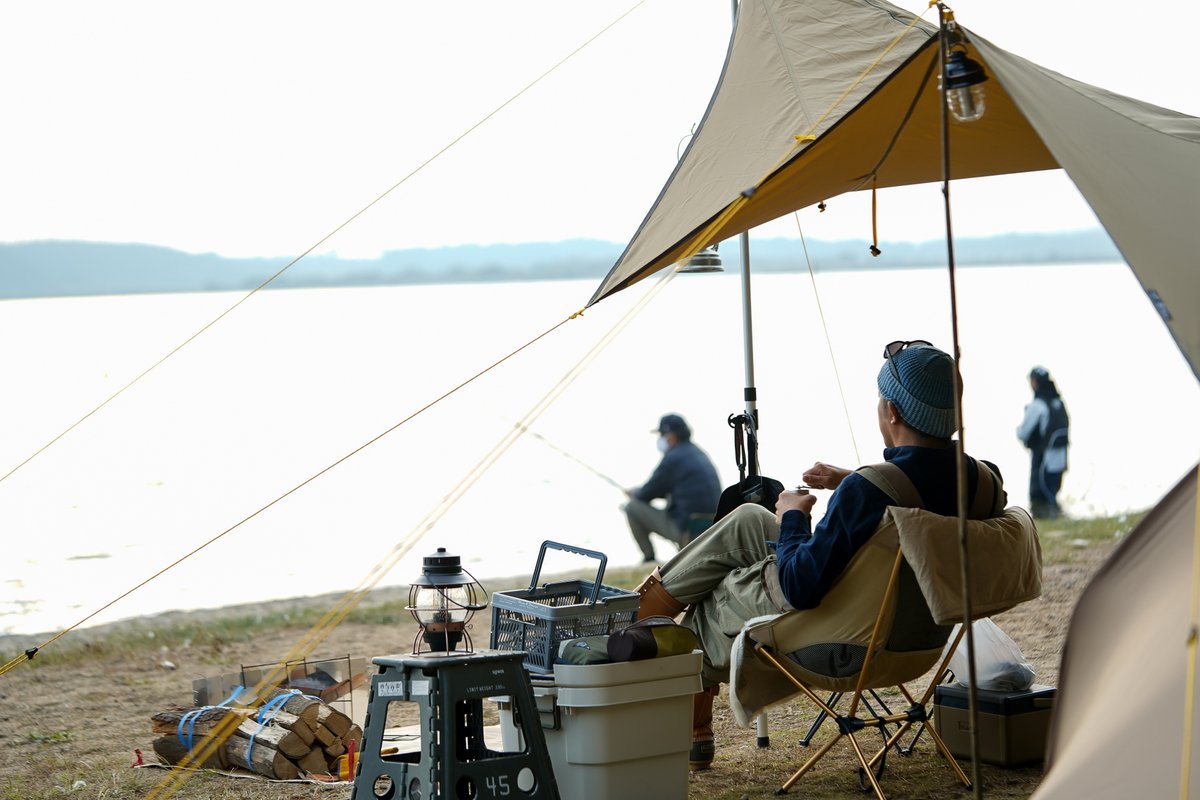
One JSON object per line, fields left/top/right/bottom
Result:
{"left": 972, "top": 36, "right": 1200, "bottom": 380}
{"left": 716, "top": 44, "right": 1058, "bottom": 235}
{"left": 589, "top": 35, "right": 1059, "bottom": 303}
{"left": 588, "top": 0, "right": 936, "bottom": 305}
{"left": 1032, "top": 465, "right": 1200, "bottom": 799}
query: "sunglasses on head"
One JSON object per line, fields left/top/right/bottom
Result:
{"left": 882, "top": 340, "right": 933, "bottom": 359}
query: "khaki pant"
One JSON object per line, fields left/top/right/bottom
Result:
{"left": 623, "top": 498, "right": 686, "bottom": 562}
{"left": 658, "top": 504, "right": 792, "bottom": 687}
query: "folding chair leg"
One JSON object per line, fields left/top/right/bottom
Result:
{"left": 922, "top": 722, "right": 972, "bottom": 788}
{"left": 846, "top": 731, "right": 887, "bottom": 800}
{"left": 798, "top": 691, "right": 842, "bottom": 747}
{"left": 778, "top": 730, "right": 842, "bottom": 794}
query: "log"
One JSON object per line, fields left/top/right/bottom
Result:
{"left": 254, "top": 709, "right": 315, "bottom": 746}
{"left": 264, "top": 689, "right": 320, "bottom": 727}
{"left": 235, "top": 718, "right": 309, "bottom": 760}
{"left": 226, "top": 731, "right": 299, "bottom": 780}
{"left": 323, "top": 738, "right": 346, "bottom": 759}
{"left": 295, "top": 746, "right": 331, "bottom": 776}
{"left": 311, "top": 722, "right": 337, "bottom": 748}
{"left": 150, "top": 706, "right": 253, "bottom": 737}
{"left": 316, "top": 703, "right": 353, "bottom": 739}
{"left": 151, "top": 734, "right": 230, "bottom": 770}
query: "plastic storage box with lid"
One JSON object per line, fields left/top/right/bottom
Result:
{"left": 495, "top": 650, "right": 703, "bottom": 800}
{"left": 934, "top": 683, "right": 1057, "bottom": 766}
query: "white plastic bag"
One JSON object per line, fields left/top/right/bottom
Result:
{"left": 945, "top": 618, "right": 1035, "bottom": 691}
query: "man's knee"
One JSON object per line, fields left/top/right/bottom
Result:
{"left": 717, "top": 503, "right": 779, "bottom": 540}
{"left": 727, "top": 503, "right": 776, "bottom": 522}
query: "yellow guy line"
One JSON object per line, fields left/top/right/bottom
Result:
{"left": 142, "top": 268, "right": 676, "bottom": 800}
{"left": 791, "top": 212, "right": 861, "bottom": 465}
{"left": 1182, "top": 466, "right": 1200, "bottom": 800}
{"left": 674, "top": 2, "right": 933, "bottom": 267}
{"left": 0, "top": 0, "right": 648, "bottom": 487}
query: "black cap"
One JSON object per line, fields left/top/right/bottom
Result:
{"left": 653, "top": 414, "right": 691, "bottom": 438}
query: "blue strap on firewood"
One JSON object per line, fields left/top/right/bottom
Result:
{"left": 178, "top": 685, "right": 244, "bottom": 751}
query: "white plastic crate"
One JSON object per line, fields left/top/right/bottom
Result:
{"left": 496, "top": 651, "right": 703, "bottom": 800}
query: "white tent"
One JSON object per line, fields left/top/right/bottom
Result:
{"left": 588, "top": 1, "right": 1200, "bottom": 796}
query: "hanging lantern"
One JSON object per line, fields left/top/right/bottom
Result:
{"left": 406, "top": 547, "right": 486, "bottom": 655}
{"left": 943, "top": 46, "right": 988, "bottom": 123}
{"left": 675, "top": 243, "right": 724, "bottom": 273}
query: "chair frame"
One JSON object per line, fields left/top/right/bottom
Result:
{"left": 751, "top": 548, "right": 972, "bottom": 798}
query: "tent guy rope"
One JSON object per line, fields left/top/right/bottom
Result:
{"left": 0, "top": 305, "right": 579, "bottom": 677}
{"left": 0, "top": 0, "right": 647, "bottom": 488}
{"left": 790, "top": 211, "right": 862, "bottom": 466}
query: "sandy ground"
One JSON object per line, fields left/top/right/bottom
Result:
{"left": 0, "top": 538, "right": 1111, "bottom": 798}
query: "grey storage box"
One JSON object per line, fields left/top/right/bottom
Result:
{"left": 934, "top": 683, "right": 1057, "bottom": 766}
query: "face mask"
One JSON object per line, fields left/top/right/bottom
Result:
{"left": 656, "top": 436, "right": 670, "bottom": 454}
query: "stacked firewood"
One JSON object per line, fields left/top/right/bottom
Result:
{"left": 150, "top": 688, "right": 363, "bottom": 780}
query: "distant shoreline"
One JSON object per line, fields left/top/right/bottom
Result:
{"left": 0, "top": 230, "right": 1120, "bottom": 300}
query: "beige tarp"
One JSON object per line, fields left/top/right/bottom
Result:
{"left": 1033, "top": 466, "right": 1200, "bottom": 798}
{"left": 587, "top": 0, "right": 1200, "bottom": 380}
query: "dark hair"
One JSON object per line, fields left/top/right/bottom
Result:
{"left": 1031, "top": 367, "right": 1060, "bottom": 401}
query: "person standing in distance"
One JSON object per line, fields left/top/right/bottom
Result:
{"left": 1017, "top": 366, "right": 1070, "bottom": 519}
{"left": 624, "top": 414, "right": 722, "bottom": 564}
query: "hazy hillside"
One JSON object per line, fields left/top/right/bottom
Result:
{"left": 0, "top": 229, "right": 1120, "bottom": 299}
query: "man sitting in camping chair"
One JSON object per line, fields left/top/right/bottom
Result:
{"left": 632, "top": 341, "right": 1011, "bottom": 771}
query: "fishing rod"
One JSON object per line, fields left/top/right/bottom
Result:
{"left": 525, "top": 430, "right": 627, "bottom": 494}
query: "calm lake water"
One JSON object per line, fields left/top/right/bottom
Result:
{"left": 2, "top": 262, "right": 1197, "bottom": 637}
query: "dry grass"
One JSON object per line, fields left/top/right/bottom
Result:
{"left": 0, "top": 512, "right": 1139, "bottom": 799}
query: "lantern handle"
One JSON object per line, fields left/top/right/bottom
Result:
{"left": 528, "top": 540, "right": 608, "bottom": 605}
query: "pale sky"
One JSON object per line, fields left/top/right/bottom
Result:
{"left": 2, "top": 1, "right": 1196, "bottom": 260}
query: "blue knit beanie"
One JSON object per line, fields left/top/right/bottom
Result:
{"left": 876, "top": 344, "right": 957, "bottom": 439}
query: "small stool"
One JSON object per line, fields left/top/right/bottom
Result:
{"left": 352, "top": 649, "right": 559, "bottom": 800}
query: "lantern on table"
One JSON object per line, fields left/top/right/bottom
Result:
{"left": 406, "top": 547, "right": 486, "bottom": 654}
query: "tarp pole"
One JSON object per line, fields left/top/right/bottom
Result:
{"left": 938, "top": 5, "right": 982, "bottom": 797}
{"left": 740, "top": 229, "right": 760, "bottom": 476}
{"left": 729, "top": 0, "right": 761, "bottom": 478}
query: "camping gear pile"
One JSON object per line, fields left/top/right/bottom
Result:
{"left": 489, "top": 540, "right": 701, "bottom": 800}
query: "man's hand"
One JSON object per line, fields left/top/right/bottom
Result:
{"left": 775, "top": 488, "right": 817, "bottom": 523}
{"left": 801, "top": 462, "right": 852, "bottom": 491}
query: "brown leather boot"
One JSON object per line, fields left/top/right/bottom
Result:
{"left": 634, "top": 568, "right": 686, "bottom": 621}
{"left": 689, "top": 684, "right": 719, "bottom": 770}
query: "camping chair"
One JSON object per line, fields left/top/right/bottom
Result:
{"left": 793, "top": 682, "right": 936, "bottom": 755}
{"left": 728, "top": 503, "right": 1041, "bottom": 799}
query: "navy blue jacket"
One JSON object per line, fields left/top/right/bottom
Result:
{"left": 774, "top": 445, "right": 1004, "bottom": 610}
{"left": 634, "top": 440, "right": 722, "bottom": 530}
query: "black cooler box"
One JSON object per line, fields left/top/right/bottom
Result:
{"left": 933, "top": 683, "right": 1057, "bottom": 767}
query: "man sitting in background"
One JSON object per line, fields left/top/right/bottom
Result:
{"left": 624, "top": 414, "right": 721, "bottom": 564}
